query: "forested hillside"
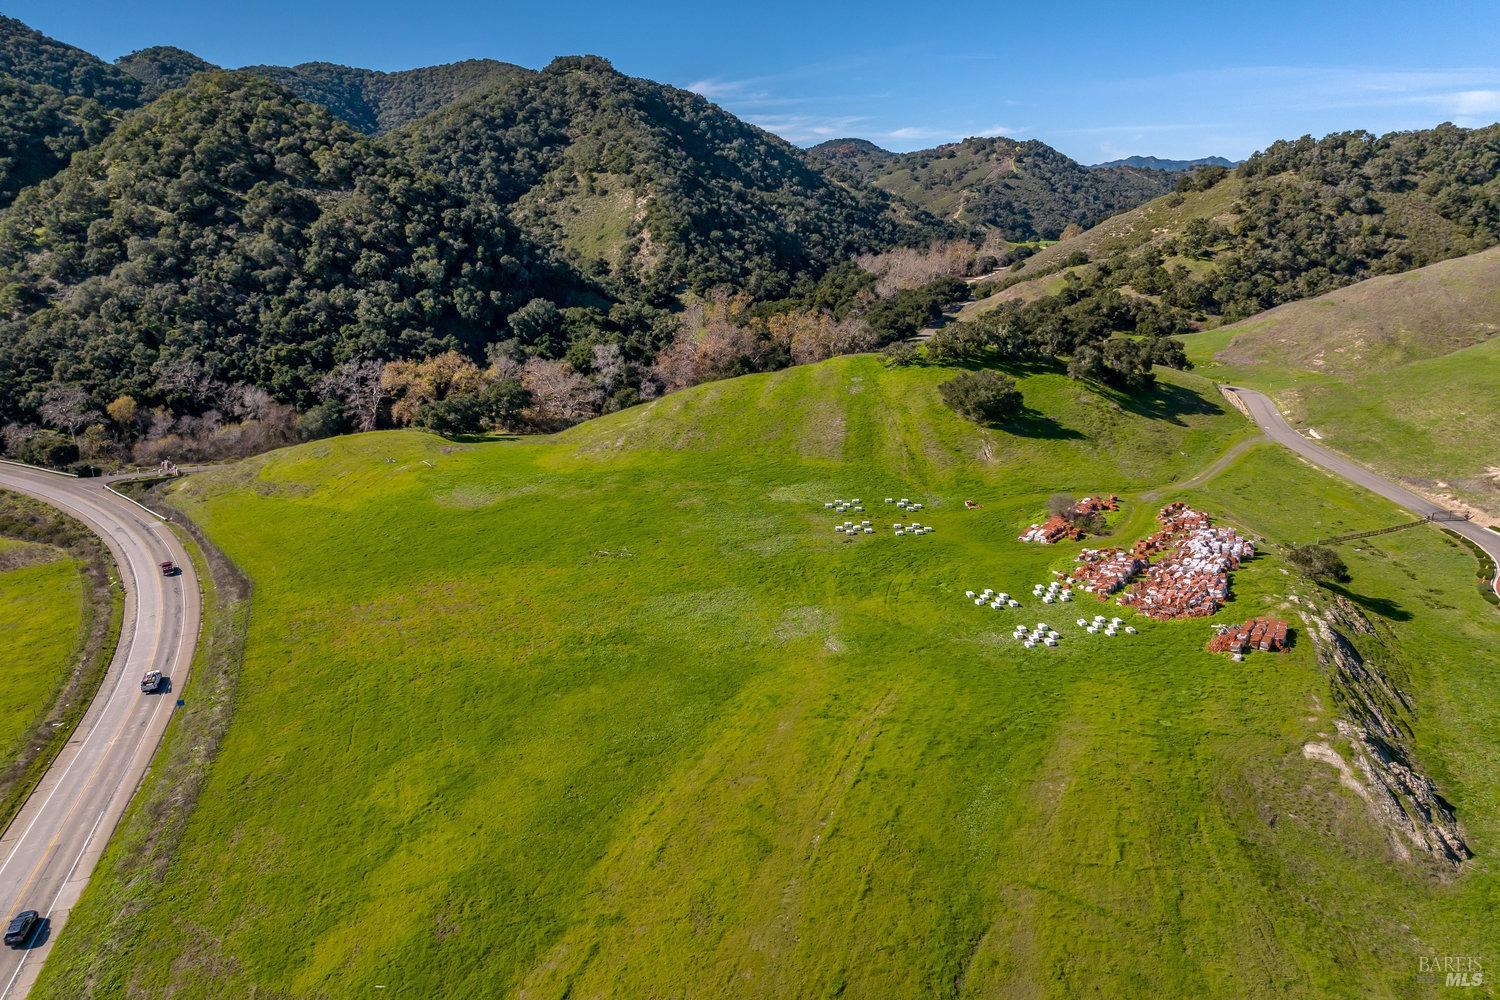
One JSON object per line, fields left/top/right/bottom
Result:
{"left": 245, "top": 59, "right": 531, "bottom": 133}
{"left": 114, "top": 45, "right": 216, "bottom": 99}
{"left": 404, "top": 57, "right": 940, "bottom": 299}
{"left": 809, "top": 135, "right": 1178, "bottom": 239}
{"left": 959, "top": 124, "right": 1500, "bottom": 345}
{"left": 0, "top": 15, "right": 142, "bottom": 205}
{"left": 0, "top": 73, "right": 574, "bottom": 425}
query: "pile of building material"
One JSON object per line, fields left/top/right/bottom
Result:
{"left": 888, "top": 497, "right": 926, "bottom": 513}
{"left": 824, "top": 498, "right": 865, "bottom": 514}
{"left": 1119, "top": 503, "right": 1255, "bottom": 619}
{"left": 833, "top": 519, "right": 874, "bottom": 536}
{"left": 1207, "top": 617, "right": 1289, "bottom": 655}
{"left": 1068, "top": 548, "right": 1146, "bottom": 596}
{"left": 1018, "top": 494, "right": 1120, "bottom": 544}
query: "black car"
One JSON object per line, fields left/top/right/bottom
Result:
{"left": 4, "top": 910, "right": 37, "bottom": 947}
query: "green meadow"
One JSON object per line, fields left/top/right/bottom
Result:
{"left": 38, "top": 356, "right": 1500, "bottom": 999}
{"left": 1181, "top": 247, "right": 1500, "bottom": 516}
{"left": 0, "top": 539, "right": 87, "bottom": 770}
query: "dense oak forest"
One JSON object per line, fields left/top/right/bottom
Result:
{"left": 0, "top": 73, "right": 577, "bottom": 421}
{"left": 401, "top": 55, "right": 938, "bottom": 300}
{"left": 0, "top": 14, "right": 1497, "bottom": 466}
{"left": 952, "top": 124, "right": 1500, "bottom": 363}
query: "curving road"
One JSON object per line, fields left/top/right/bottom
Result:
{"left": 0, "top": 464, "right": 198, "bottom": 998}
{"left": 1225, "top": 387, "right": 1500, "bottom": 596}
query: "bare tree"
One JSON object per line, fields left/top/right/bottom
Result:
{"left": 520, "top": 359, "right": 603, "bottom": 429}
{"left": 591, "top": 342, "right": 626, "bottom": 395}
{"left": 318, "top": 360, "right": 386, "bottom": 432}
{"left": 38, "top": 383, "right": 101, "bottom": 440}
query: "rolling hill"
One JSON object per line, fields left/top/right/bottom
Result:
{"left": 1182, "top": 245, "right": 1500, "bottom": 518}
{"left": 1091, "top": 154, "right": 1238, "bottom": 171}
{"left": 244, "top": 59, "right": 531, "bottom": 134}
{"left": 402, "top": 57, "right": 940, "bottom": 297}
{"left": 113, "top": 45, "right": 216, "bottom": 99}
{"left": 808, "top": 135, "right": 1179, "bottom": 239}
{"left": 33, "top": 354, "right": 1500, "bottom": 998}
{"left": 959, "top": 124, "right": 1500, "bottom": 342}
{"left": 0, "top": 71, "right": 572, "bottom": 422}
{"left": 0, "top": 14, "right": 143, "bottom": 205}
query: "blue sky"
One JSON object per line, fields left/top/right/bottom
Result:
{"left": 10, "top": 0, "right": 1500, "bottom": 162}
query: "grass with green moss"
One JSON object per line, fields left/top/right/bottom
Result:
{"left": 0, "top": 539, "right": 87, "bottom": 771}
{"left": 36, "top": 356, "right": 1499, "bottom": 999}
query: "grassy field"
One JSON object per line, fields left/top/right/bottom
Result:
{"left": 1183, "top": 247, "right": 1500, "bottom": 518}
{"left": 37, "top": 355, "right": 1499, "bottom": 998}
{"left": 0, "top": 539, "right": 87, "bottom": 771}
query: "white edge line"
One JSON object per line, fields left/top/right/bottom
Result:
{"left": 102, "top": 483, "right": 167, "bottom": 522}
{"left": 0, "top": 495, "right": 145, "bottom": 882}
{"left": 0, "top": 460, "right": 77, "bottom": 479}
{"left": 0, "top": 810, "right": 107, "bottom": 1000}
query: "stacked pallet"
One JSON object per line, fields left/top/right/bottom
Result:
{"left": 1118, "top": 504, "right": 1255, "bottom": 619}
{"left": 1018, "top": 494, "right": 1121, "bottom": 544}
{"left": 1207, "top": 617, "right": 1290, "bottom": 654}
{"left": 1068, "top": 547, "right": 1145, "bottom": 595}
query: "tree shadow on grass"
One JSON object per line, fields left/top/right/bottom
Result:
{"left": 443, "top": 433, "right": 524, "bottom": 445}
{"left": 995, "top": 407, "right": 1085, "bottom": 440}
{"left": 1098, "top": 379, "right": 1226, "bottom": 427}
{"left": 1324, "top": 582, "right": 1412, "bottom": 622}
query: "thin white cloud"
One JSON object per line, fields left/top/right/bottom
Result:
{"left": 1446, "top": 89, "right": 1500, "bottom": 115}
{"left": 881, "top": 126, "right": 948, "bottom": 141}
{"left": 745, "top": 113, "right": 873, "bottom": 143}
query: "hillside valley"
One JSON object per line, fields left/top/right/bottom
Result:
{"left": 0, "top": 7, "right": 1497, "bottom": 1000}
{"left": 1182, "top": 245, "right": 1500, "bottom": 519}
{"left": 30, "top": 354, "right": 1500, "bottom": 998}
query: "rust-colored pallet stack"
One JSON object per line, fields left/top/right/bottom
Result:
{"left": 1019, "top": 494, "right": 1122, "bottom": 544}
{"left": 1207, "top": 617, "right": 1290, "bottom": 655}
{"left": 1117, "top": 503, "right": 1254, "bottom": 620}
{"left": 1068, "top": 547, "right": 1145, "bottom": 596}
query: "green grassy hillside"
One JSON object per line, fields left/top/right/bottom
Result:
{"left": 37, "top": 356, "right": 1499, "bottom": 998}
{"left": 1184, "top": 247, "right": 1500, "bottom": 517}
{"left": 0, "top": 538, "right": 86, "bottom": 767}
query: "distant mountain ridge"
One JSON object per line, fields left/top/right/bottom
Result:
{"left": 1091, "top": 154, "right": 1239, "bottom": 171}
{"left": 808, "top": 135, "right": 1178, "bottom": 240}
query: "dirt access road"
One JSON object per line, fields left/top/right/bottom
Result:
{"left": 0, "top": 465, "right": 199, "bottom": 998}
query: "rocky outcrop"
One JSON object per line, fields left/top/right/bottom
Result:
{"left": 1300, "top": 595, "right": 1470, "bottom": 871}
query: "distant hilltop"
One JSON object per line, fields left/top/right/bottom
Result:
{"left": 1090, "top": 154, "right": 1240, "bottom": 171}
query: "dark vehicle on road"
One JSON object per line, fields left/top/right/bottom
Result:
{"left": 159, "top": 560, "right": 176, "bottom": 576}
{"left": 141, "top": 670, "right": 164, "bottom": 694}
{"left": 4, "top": 911, "right": 37, "bottom": 947}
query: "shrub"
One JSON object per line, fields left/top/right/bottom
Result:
{"left": 15, "top": 429, "right": 78, "bottom": 468}
{"left": 1286, "top": 544, "right": 1351, "bottom": 584}
{"left": 937, "top": 370, "right": 1023, "bottom": 424}
{"left": 880, "top": 342, "right": 918, "bottom": 367}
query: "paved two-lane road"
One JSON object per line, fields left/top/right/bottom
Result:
{"left": 1225, "top": 387, "right": 1500, "bottom": 595}
{"left": 0, "top": 465, "right": 199, "bottom": 998}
